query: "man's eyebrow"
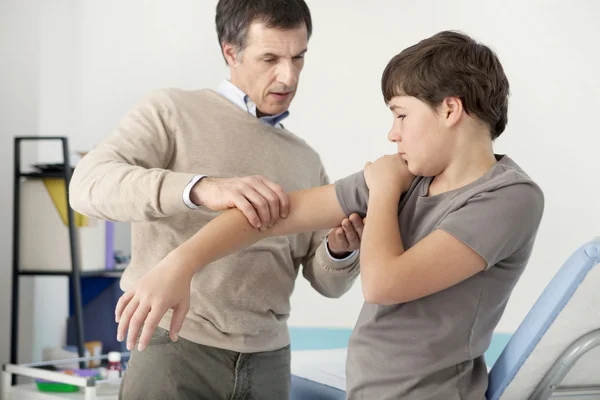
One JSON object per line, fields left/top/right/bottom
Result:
{"left": 260, "top": 49, "right": 307, "bottom": 58}
{"left": 294, "top": 49, "right": 308, "bottom": 57}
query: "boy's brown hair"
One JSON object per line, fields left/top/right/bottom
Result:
{"left": 382, "top": 31, "right": 509, "bottom": 140}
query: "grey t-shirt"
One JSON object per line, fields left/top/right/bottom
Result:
{"left": 334, "top": 155, "right": 544, "bottom": 400}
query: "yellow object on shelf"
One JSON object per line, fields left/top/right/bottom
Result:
{"left": 42, "top": 178, "right": 88, "bottom": 227}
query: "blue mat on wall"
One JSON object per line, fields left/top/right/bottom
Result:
{"left": 289, "top": 327, "right": 511, "bottom": 368}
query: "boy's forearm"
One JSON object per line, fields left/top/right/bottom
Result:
{"left": 172, "top": 184, "right": 346, "bottom": 275}
{"left": 360, "top": 192, "right": 405, "bottom": 295}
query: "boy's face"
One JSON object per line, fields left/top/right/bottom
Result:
{"left": 387, "top": 96, "right": 453, "bottom": 177}
{"left": 224, "top": 22, "right": 308, "bottom": 116}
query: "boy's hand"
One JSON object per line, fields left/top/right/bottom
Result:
{"left": 327, "top": 213, "right": 364, "bottom": 257}
{"left": 115, "top": 253, "right": 195, "bottom": 351}
{"left": 364, "top": 154, "right": 414, "bottom": 196}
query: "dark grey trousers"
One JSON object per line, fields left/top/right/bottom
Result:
{"left": 118, "top": 327, "right": 291, "bottom": 400}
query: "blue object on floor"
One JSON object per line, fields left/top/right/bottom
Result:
{"left": 290, "top": 375, "right": 345, "bottom": 400}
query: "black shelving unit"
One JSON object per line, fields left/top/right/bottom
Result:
{"left": 10, "top": 136, "right": 122, "bottom": 382}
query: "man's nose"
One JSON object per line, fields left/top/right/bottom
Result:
{"left": 277, "top": 61, "right": 298, "bottom": 88}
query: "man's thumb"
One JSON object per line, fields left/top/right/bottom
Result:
{"left": 169, "top": 303, "right": 189, "bottom": 342}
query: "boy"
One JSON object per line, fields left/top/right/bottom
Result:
{"left": 116, "top": 30, "right": 544, "bottom": 399}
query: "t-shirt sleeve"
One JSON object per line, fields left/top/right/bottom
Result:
{"left": 334, "top": 170, "right": 369, "bottom": 218}
{"left": 436, "top": 181, "right": 545, "bottom": 269}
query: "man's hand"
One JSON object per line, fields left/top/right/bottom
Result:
{"left": 327, "top": 213, "right": 364, "bottom": 258}
{"left": 191, "top": 176, "right": 289, "bottom": 230}
{"left": 364, "top": 154, "right": 415, "bottom": 197}
{"left": 115, "top": 253, "right": 194, "bottom": 351}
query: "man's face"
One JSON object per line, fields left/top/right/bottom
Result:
{"left": 224, "top": 22, "right": 308, "bottom": 116}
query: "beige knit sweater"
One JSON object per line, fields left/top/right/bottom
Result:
{"left": 69, "top": 88, "right": 360, "bottom": 352}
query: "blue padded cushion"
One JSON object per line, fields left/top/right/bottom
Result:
{"left": 486, "top": 237, "right": 600, "bottom": 400}
{"left": 290, "top": 376, "right": 346, "bottom": 400}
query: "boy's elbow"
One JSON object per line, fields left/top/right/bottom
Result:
{"left": 362, "top": 285, "right": 401, "bottom": 306}
{"left": 361, "top": 267, "right": 405, "bottom": 306}
{"left": 362, "top": 283, "right": 389, "bottom": 305}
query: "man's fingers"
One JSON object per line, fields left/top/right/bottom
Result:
{"left": 115, "top": 291, "right": 134, "bottom": 323}
{"left": 240, "top": 186, "right": 271, "bottom": 229}
{"left": 349, "top": 213, "right": 364, "bottom": 239}
{"left": 127, "top": 303, "right": 151, "bottom": 351}
{"left": 251, "top": 183, "right": 280, "bottom": 228}
{"left": 137, "top": 308, "right": 162, "bottom": 351}
{"left": 233, "top": 195, "right": 261, "bottom": 228}
{"left": 334, "top": 227, "right": 349, "bottom": 249}
{"left": 342, "top": 220, "right": 359, "bottom": 247}
{"left": 260, "top": 178, "right": 289, "bottom": 218}
{"left": 117, "top": 297, "right": 139, "bottom": 343}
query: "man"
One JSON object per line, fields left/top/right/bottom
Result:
{"left": 69, "top": 1, "right": 362, "bottom": 399}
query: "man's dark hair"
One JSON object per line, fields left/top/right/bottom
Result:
{"left": 216, "top": 0, "right": 312, "bottom": 62}
{"left": 382, "top": 30, "right": 510, "bottom": 140}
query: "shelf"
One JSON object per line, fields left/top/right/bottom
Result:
{"left": 20, "top": 170, "right": 74, "bottom": 179}
{"left": 18, "top": 269, "right": 124, "bottom": 278}
{"left": 12, "top": 135, "right": 90, "bottom": 374}
{"left": 82, "top": 269, "right": 124, "bottom": 278}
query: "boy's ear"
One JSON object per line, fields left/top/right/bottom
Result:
{"left": 441, "top": 96, "right": 463, "bottom": 128}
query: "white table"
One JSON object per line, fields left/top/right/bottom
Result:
{"left": 2, "top": 383, "right": 118, "bottom": 400}
{"left": 2, "top": 354, "right": 124, "bottom": 400}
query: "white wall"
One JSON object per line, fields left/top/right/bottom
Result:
{"left": 289, "top": 0, "right": 600, "bottom": 331}
{"left": 0, "top": 0, "right": 41, "bottom": 367}
{"left": 1, "top": 0, "right": 599, "bottom": 363}
{"left": 0, "top": 0, "right": 79, "bottom": 365}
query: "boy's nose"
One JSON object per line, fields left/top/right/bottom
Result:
{"left": 388, "top": 129, "right": 401, "bottom": 142}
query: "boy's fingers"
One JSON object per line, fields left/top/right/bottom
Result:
{"left": 127, "top": 304, "right": 151, "bottom": 351}
{"left": 117, "top": 298, "right": 140, "bottom": 343}
{"left": 138, "top": 309, "right": 162, "bottom": 351}
{"left": 115, "top": 291, "right": 134, "bottom": 323}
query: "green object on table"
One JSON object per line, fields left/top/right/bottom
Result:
{"left": 35, "top": 381, "right": 80, "bottom": 392}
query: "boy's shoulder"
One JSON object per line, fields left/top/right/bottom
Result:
{"left": 473, "top": 154, "right": 544, "bottom": 205}
{"left": 488, "top": 154, "right": 539, "bottom": 185}
{"left": 411, "top": 154, "right": 544, "bottom": 203}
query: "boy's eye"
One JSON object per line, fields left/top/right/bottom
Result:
{"left": 397, "top": 115, "right": 406, "bottom": 120}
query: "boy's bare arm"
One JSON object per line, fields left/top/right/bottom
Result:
{"left": 115, "top": 184, "right": 345, "bottom": 351}
{"left": 175, "top": 184, "right": 346, "bottom": 270}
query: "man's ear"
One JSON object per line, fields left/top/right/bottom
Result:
{"left": 222, "top": 43, "right": 240, "bottom": 67}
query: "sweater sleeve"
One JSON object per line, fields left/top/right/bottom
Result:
{"left": 300, "top": 165, "right": 360, "bottom": 298}
{"left": 69, "top": 90, "right": 197, "bottom": 222}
